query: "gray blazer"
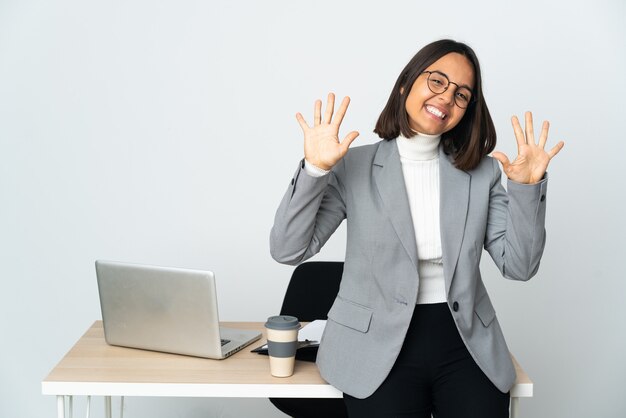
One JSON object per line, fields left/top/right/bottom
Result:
{"left": 270, "top": 138, "right": 548, "bottom": 399}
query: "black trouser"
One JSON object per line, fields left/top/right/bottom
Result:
{"left": 343, "top": 303, "right": 510, "bottom": 418}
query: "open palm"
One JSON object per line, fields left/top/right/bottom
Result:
{"left": 492, "top": 112, "right": 564, "bottom": 184}
{"left": 296, "top": 93, "right": 359, "bottom": 171}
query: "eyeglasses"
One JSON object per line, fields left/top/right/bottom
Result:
{"left": 422, "top": 71, "right": 475, "bottom": 109}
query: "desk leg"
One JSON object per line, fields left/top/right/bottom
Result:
{"left": 85, "top": 396, "right": 91, "bottom": 418}
{"left": 57, "top": 396, "right": 65, "bottom": 418}
{"left": 510, "top": 397, "right": 519, "bottom": 418}
{"left": 104, "top": 396, "right": 112, "bottom": 418}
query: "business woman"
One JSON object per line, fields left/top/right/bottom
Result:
{"left": 270, "top": 39, "right": 564, "bottom": 418}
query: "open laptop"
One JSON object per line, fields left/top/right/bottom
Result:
{"left": 95, "top": 260, "right": 261, "bottom": 359}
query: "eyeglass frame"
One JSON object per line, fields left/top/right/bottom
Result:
{"left": 421, "top": 70, "right": 476, "bottom": 109}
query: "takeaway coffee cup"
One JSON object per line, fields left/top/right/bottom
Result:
{"left": 265, "top": 315, "right": 301, "bottom": 377}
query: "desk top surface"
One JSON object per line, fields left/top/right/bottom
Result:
{"left": 42, "top": 321, "right": 532, "bottom": 398}
{"left": 44, "top": 321, "right": 326, "bottom": 384}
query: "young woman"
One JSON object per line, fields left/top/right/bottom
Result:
{"left": 270, "top": 39, "right": 564, "bottom": 417}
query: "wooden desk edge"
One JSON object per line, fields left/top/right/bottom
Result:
{"left": 42, "top": 381, "right": 343, "bottom": 398}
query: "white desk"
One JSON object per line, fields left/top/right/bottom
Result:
{"left": 42, "top": 321, "right": 533, "bottom": 417}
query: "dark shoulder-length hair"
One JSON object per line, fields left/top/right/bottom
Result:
{"left": 374, "top": 39, "right": 496, "bottom": 171}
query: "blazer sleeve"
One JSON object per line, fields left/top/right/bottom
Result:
{"left": 484, "top": 158, "right": 549, "bottom": 281}
{"left": 269, "top": 159, "right": 347, "bottom": 265}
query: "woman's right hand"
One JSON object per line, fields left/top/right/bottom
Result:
{"left": 296, "top": 92, "right": 360, "bottom": 171}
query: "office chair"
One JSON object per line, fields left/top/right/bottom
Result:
{"left": 269, "top": 261, "right": 349, "bottom": 418}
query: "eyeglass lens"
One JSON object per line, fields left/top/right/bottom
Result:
{"left": 427, "top": 72, "right": 473, "bottom": 108}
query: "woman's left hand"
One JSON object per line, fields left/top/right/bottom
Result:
{"left": 492, "top": 111, "right": 564, "bottom": 184}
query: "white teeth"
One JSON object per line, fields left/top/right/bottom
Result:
{"left": 426, "top": 106, "right": 446, "bottom": 119}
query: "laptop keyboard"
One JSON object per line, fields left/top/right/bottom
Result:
{"left": 220, "top": 339, "right": 231, "bottom": 346}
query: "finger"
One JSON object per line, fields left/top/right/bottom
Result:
{"left": 332, "top": 96, "right": 351, "bottom": 127}
{"left": 314, "top": 100, "right": 322, "bottom": 126}
{"left": 511, "top": 116, "right": 526, "bottom": 148}
{"left": 524, "top": 111, "right": 535, "bottom": 145}
{"left": 492, "top": 151, "right": 511, "bottom": 169}
{"left": 340, "top": 131, "right": 360, "bottom": 152}
{"left": 323, "top": 92, "right": 335, "bottom": 124}
{"left": 295, "top": 112, "right": 310, "bottom": 131}
{"left": 538, "top": 120, "right": 550, "bottom": 148}
{"left": 547, "top": 141, "right": 565, "bottom": 159}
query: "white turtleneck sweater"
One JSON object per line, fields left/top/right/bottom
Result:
{"left": 304, "top": 133, "right": 447, "bottom": 304}
{"left": 396, "top": 133, "right": 446, "bottom": 304}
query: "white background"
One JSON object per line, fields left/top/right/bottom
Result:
{"left": 1, "top": 0, "right": 625, "bottom": 417}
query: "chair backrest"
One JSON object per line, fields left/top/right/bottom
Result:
{"left": 279, "top": 261, "right": 344, "bottom": 322}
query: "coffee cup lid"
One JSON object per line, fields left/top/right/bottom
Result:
{"left": 265, "top": 315, "right": 300, "bottom": 330}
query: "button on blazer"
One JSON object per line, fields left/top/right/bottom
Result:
{"left": 270, "top": 138, "right": 548, "bottom": 399}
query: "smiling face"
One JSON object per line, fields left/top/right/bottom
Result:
{"left": 403, "top": 52, "right": 475, "bottom": 136}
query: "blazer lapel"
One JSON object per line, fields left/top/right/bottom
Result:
{"left": 439, "top": 146, "right": 470, "bottom": 295}
{"left": 373, "top": 139, "right": 418, "bottom": 271}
